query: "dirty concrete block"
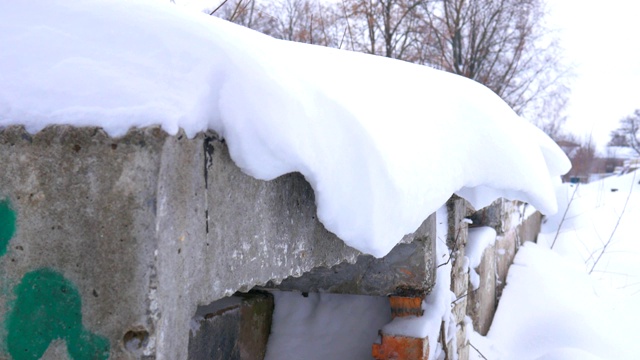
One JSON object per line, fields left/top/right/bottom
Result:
{"left": 493, "top": 212, "right": 542, "bottom": 303}
{"left": 454, "top": 317, "right": 470, "bottom": 360}
{"left": 469, "top": 198, "right": 530, "bottom": 235}
{"left": 152, "top": 132, "right": 363, "bottom": 359}
{"left": 519, "top": 211, "right": 542, "bottom": 243}
{"left": 466, "top": 243, "right": 497, "bottom": 336}
{"left": 0, "top": 125, "right": 475, "bottom": 359}
{"left": 447, "top": 196, "right": 473, "bottom": 301}
{"left": 495, "top": 231, "right": 517, "bottom": 300}
{"left": 0, "top": 126, "right": 162, "bottom": 360}
{"left": 445, "top": 196, "right": 474, "bottom": 360}
{"left": 468, "top": 198, "right": 505, "bottom": 232}
{"left": 269, "top": 214, "right": 436, "bottom": 297}
{"left": 467, "top": 201, "right": 542, "bottom": 336}
{"left": 1, "top": 125, "right": 395, "bottom": 359}
{"left": 457, "top": 333, "right": 469, "bottom": 360}
{"left": 442, "top": 321, "right": 457, "bottom": 360}
{"left": 188, "top": 291, "right": 274, "bottom": 360}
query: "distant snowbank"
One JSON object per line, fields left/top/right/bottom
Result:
{"left": 0, "top": 0, "right": 570, "bottom": 257}
{"left": 481, "top": 242, "right": 635, "bottom": 360}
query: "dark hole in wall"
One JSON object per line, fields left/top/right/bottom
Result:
{"left": 123, "top": 328, "right": 150, "bottom": 354}
{"left": 187, "top": 290, "right": 274, "bottom": 360}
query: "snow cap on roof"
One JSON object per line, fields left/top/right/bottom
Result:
{"left": 0, "top": 0, "right": 570, "bottom": 257}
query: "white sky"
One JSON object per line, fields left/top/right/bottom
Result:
{"left": 546, "top": 0, "right": 640, "bottom": 151}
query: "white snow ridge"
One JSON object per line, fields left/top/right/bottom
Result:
{"left": 0, "top": 0, "right": 570, "bottom": 257}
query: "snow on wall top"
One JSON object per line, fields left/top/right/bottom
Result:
{"left": 0, "top": 0, "right": 570, "bottom": 257}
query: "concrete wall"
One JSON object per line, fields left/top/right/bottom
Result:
{"left": 0, "top": 125, "right": 435, "bottom": 359}
{"left": 269, "top": 214, "right": 436, "bottom": 297}
{"left": 443, "top": 196, "right": 474, "bottom": 360}
{"left": 466, "top": 200, "right": 542, "bottom": 336}
{"left": 435, "top": 198, "right": 543, "bottom": 360}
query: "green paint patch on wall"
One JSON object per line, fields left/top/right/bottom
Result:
{"left": 6, "top": 268, "right": 110, "bottom": 360}
{"left": 0, "top": 199, "right": 16, "bottom": 257}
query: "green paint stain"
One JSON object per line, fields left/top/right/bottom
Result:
{"left": 6, "top": 269, "right": 110, "bottom": 360}
{"left": 0, "top": 199, "right": 16, "bottom": 257}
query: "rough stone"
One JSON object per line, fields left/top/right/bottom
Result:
{"left": 466, "top": 243, "right": 496, "bottom": 335}
{"left": 0, "top": 125, "right": 435, "bottom": 359}
{"left": 444, "top": 196, "right": 474, "bottom": 360}
{"left": 466, "top": 199, "right": 543, "bottom": 336}
{"left": 269, "top": 214, "right": 436, "bottom": 297}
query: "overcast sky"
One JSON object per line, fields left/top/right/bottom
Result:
{"left": 545, "top": 0, "right": 640, "bottom": 151}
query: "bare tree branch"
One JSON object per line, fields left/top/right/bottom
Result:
{"left": 551, "top": 183, "right": 579, "bottom": 250}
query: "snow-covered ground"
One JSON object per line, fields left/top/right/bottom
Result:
{"left": 471, "top": 170, "right": 640, "bottom": 360}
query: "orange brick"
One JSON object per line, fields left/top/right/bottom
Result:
{"left": 372, "top": 333, "right": 429, "bottom": 360}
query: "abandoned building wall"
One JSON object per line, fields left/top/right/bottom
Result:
{"left": 0, "top": 125, "right": 435, "bottom": 359}
{"left": 437, "top": 197, "right": 543, "bottom": 360}
{"left": 0, "top": 125, "right": 544, "bottom": 359}
{"left": 465, "top": 199, "right": 542, "bottom": 336}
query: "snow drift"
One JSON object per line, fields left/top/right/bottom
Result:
{"left": 0, "top": 0, "right": 570, "bottom": 257}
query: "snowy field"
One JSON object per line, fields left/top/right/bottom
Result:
{"left": 471, "top": 170, "right": 640, "bottom": 360}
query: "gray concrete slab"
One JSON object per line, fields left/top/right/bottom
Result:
{"left": 0, "top": 125, "right": 435, "bottom": 359}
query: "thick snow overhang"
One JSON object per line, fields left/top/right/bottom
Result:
{"left": 0, "top": 0, "right": 570, "bottom": 257}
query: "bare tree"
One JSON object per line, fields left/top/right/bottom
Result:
{"left": 273, "top": 0, "right": 344, "bottom": 46}
{"left": 558, "top": 134, "right": 597, "bottom": 182}
{"left": 210, "top": 0, "right": 571, "bottom": 130}
{"left": 608, "top": 109, "right": 640, "bottom": 155}
{"left": 211, "top": 0, "right": 259, "bottom": 27}
{"left": 339, "top": 0, "right": 428, "bottom": 61}
{"left": 213, "top": 0, "right": 347, "bottom": 47}
{"left": 420, "top": 0, "right": 571, "bottom": 123}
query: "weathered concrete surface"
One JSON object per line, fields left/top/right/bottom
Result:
{"left": 465, "top": 243, "right": 497, "bottom": 335}
{"left": 466, "top": 199, "right": 542, "bottom": 335}
{"left": 0, "top": 125, "right": 435, "bottom": 359}
{"left": 269, "top": 214, "right": 436, "bottom": 297}
{"left": 0, "top": 126, "right": 160, "bottom": 360}
{"left": 444, "top": 196, "right": 474, "bottom": 360}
